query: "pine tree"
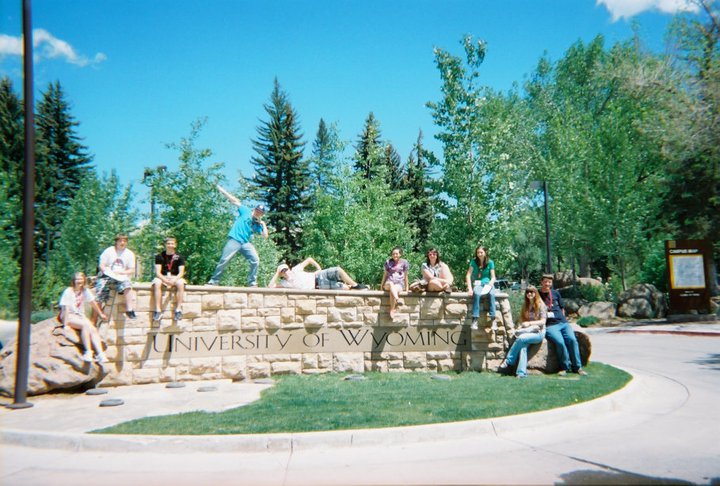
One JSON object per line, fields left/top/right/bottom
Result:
{"left": 405, "top": 131, "right": 435, "bottom": 250}
{"left": 353, "top": 112, "right": 383, "bottom": 179}
{"left": 383, "top": 143, "right": 404, "bottom": 190}
{"left": 0, "top": 77, "right": 24, "bottom": 259}
{"left": 34, "top": 81, "right": 93, "bottom": 264}
{"left": 248, "top": 79, "right": 310, "bottom": 261}
{"left": 309, "top": 118, "right": 345, "bottom": 191}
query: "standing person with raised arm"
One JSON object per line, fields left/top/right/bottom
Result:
{"left": 207, "top": 185, "right": 268, "bottom": 287}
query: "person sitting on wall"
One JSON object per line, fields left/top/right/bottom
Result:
{"left": 381, "top": 246, "right": 410, "bottom": 318}
{"left": 538, "top": 273, "right": 588, "bottom": 376}
{"left": 152, "top": 236, "right": 186, "bottom": 322}
{"left": 268, "top": 257, "right": 368, "bottom": 290}
{"left": 498, "top": 285, "right": 547, "bottom": 378}
{"left": 421, "top": 247, "right": 454, "bottom": 292}
{"left": 465, "top": 244, "right": 497, "bottom": 330}
{"left": 95, "top": 233, "right": 138, "bottom": 320}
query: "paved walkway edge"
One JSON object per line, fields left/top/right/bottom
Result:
{"left": 0, "top": 367, "right": 639, "bottom": 454}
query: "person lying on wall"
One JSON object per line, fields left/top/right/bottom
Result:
{"left": 268, "top": 257, "right": 368, "bottom": 291}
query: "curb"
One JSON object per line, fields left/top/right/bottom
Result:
{"left": 0, "top": 369, "right": 639, "bottom": 454}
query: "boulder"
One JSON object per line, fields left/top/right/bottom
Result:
{"left": 617, "top": 283, "right": 667, "bottom": 319}
{"left": 553, "top": 270, "right": 576, "bottom": 289}
{"left": 563, "top": 298, "right": 588, "bottom": 316}
{"left": 0, "top": 318, "right": 108, "bottom": 397}
{"left": 578, "top": 301, "right": 617, "bottom": 320}
{"left": 523, "top": 330, "right": 592, "bottom": 374}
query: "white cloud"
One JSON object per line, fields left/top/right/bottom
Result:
{"left": 597, "top": 0, "right": 700, "bottom": 21}
{"left": 0, "top": 34, "right": 23, "bottom": 56}
{"left": 0, "top": 29, "right": 106, "bottom": 67}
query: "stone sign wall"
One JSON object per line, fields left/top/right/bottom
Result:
{"left": 97, "top": 284, "right": 515, "bottom": 386}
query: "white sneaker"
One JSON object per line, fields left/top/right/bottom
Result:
{"left": 82, "top": 351, "right": 93, "bottom": 363}
{"left": 95, "top": 353, "right": 108, "bottom": 364}
{"left": 471, "top": 319, "right": 479, "bottom": 330}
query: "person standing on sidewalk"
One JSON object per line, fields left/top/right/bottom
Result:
{"left": 539, "top": 274, "right": 587, "bottom": 376}
{"left": 207, "top": 185, "right": 268, "bottom": 287}
{"left": 152, "top": 236, "right": 186, "bottom": 322}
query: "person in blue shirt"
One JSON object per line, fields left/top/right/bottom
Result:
{"left": 207, "top": 185, "right": 268, "bottom": 287}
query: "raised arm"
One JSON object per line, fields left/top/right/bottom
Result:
{"left": 216, "top": 184, "right": 241, "bottom": 207}
{"left": 296, "top": 257, "right": 321, "bottom": 272}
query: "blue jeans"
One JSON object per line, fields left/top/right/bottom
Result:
{"left": 208, "top": 239, "right": 259, "bottom": 286}
{"left": 545, "top": 321, "right": 582, "bottom": 372}
{"left": 472, "top": 283, "right": 496, "bottom": 318}
{"left": 505, "top": 330, "right": 545, "bottom": 376}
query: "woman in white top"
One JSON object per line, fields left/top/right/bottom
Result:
{"left": 421, "top": 248, "right": 454, "bottom": 292}
{"left": 498, "top": 285, "right": 547, "bottom": 378}
{"left": 59, "top": 272, "right": 108, "bottom": 363}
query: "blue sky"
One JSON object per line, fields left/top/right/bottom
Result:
{"left": 0, "top": 0, "right": 699, "bottom": 209}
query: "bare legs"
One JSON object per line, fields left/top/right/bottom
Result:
{"left": 65, "top": 315, "right": 106, "bottom": 361}
{"left": 384, "top": 281, "right": 405, "bottom": 317}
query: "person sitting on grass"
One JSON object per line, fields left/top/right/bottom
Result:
{"left": 498, "top": 285, "right": 546, "bottom": 378}
{"left": 268, "top": 257, "right": 368, "bottom": 290}
{"left": 60, "top": 272, "right": 108, "bottom": 363}
{"left": 152, "top": 236, "right": 186, "bottom": 322}
{"left": 421, "top": 247, "right": 454, "bottom": 292}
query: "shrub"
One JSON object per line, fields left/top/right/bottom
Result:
{"left": 577, "top": 316, "right": 599, "bottom": 327}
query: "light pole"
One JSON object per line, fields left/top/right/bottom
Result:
{"left": 530, "top": 180, "right": 552, "bottom": 274}
{"left": 9, "top": 0, "right": 36, "bottom": 410}
{"left": 142, "top": 165, "right": 166, "bottom": 221}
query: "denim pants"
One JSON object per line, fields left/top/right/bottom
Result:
{"left": 545, "top": 321, "right": 582, "bottom": 372}
{"left": 472, "top": 283, "right": 496, "bottom": 318}
{"left": 209, "top": 238, "right": 259, "bottom": 286}
{"left": 505, "top": 330, "right": 545, "bottom": 376}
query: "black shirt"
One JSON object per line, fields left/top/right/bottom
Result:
{"left": 539, "top": 289, "right": 567, "bottom": 325}
{"left": 155, "top": 251, "right": 185, "bottom": 276}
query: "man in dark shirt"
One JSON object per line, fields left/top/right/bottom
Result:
{"left": 152, "top": 236, "right": 186, "bottom": 322}
{"left": 539, "top": 274, "right": 587, "bottom": 376}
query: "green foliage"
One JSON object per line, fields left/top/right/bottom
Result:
{"left": 136, "top": 119, "right": 282, "bottom": 286}
{"left": 303, "top": 169, "right": 418, "bottom": 286}
{"left": 34, "top": 81, "right": 94, "bottom": 264}
{"left": 308, "top": 119, "right": 346, "bottom": 192}
{"left": 576, "top": 316, "right": 599, "bottom": 327}
{"left": 0, "top": 77, "right": 23, "bottom": 258}
{"left": 563, "top": 283, "right": 613, "bottom": 303}
{"left": 404, "top": 131, "right": 436, "bottom": 252}
{"left": 639, "top": 240, "right": 668, "bottom": 292}
{"left": 353, "top": 112, "right": 384, "bottom": 180}
{"left": 247, "top": 79, "right": 310, "bottom": 262}
{"left": 96, "top": 363, "right": 630, "bottom": 435}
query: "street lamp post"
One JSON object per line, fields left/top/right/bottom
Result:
{"left": 531, "top": 180, "right": 552, "bottom": 274}
{"left": 142, "top": 165, "right": 167, "bottom": 221}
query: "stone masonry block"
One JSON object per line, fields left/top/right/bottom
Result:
{"left": 271, "top": 361, "right": 302, "bottom": 375}
{"left": 264, "top": 294, "right": 288, "bottom": 308}
{"left": 295, "top": 300, "right": 317, "bottom": 315}
{"left": 203, "top": 293, "right": 224, "bottom": 310}
{"left": 224, "top": 292, "right": 248, "bottom": 309}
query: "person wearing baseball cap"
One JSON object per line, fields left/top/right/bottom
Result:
{"left": 207, "top": 185, "right": 268, "bottom": 287}
{"left": 268, "top": 258, "right": 368, "bottom": 291}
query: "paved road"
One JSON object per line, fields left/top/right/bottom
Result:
{"left": 1, "top": 328, "right": 719, "bottom": 485}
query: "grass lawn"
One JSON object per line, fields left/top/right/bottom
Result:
{"left": 95, "top": 362, "right": 630, "bottom": 435}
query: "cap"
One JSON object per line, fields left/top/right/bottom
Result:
{"left": 254, "top": 204, "right": 266, "bottom": 213}
{"left": 277, "top": 263, "right": 290, "bottom": 274}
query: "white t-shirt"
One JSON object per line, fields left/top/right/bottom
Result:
{"left": 59, "top": 287, "right": 95, "bottom": 316}
{"left": 280, "top": 269, "right": 316, "bottom": 290}
{"left": 99, "top": 246, "right": 135, "bottom": 281}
